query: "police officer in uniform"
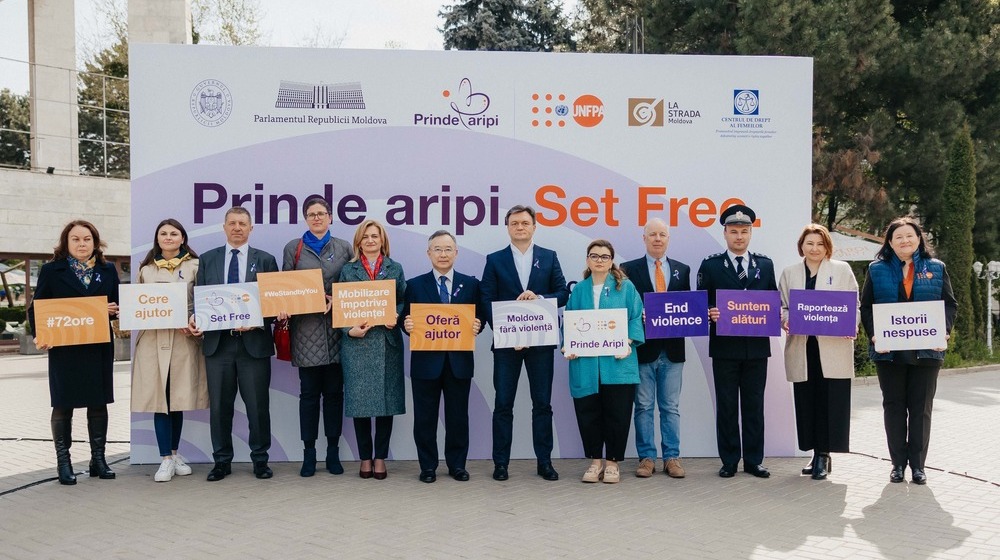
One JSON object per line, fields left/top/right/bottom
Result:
{"left": 697, "top": 205, "right": 777, "bottom": 478}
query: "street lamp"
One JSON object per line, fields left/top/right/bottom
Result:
{"left": 973, "top": 261, "right": 1000, "bottom": 355}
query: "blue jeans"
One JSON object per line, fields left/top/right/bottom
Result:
{"left": 634, "top": 351, "right": 684, "bottom": 460}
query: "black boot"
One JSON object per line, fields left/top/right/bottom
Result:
{"left": 326, "top": 445, "right": 344, "bottom": 475}
{"left": 300, "top": 448, "right": 317, "bottom": 477}
{"left": 811, "top": 452, "right": 828, "bottom": 480}
{"left": 51, "top": 417, "right": 76, "bottom": 485}
{"left": 87, "top": 410, "right": 116, "bottom": 479}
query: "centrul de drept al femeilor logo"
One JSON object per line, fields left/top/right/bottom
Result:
{"left": 413, "top": 78, "right": 500, "bottom": 129}
{"left": 733, "top": 89, "right": 760, "bottom": 115}
{"left": 190, "top": 79, "right": 233, "bottom": 127}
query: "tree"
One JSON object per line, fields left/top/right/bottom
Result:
{"left": 574, "top": 0, "right": 1000, "bottom": 245}
{"left": 192, "top": 0, "right": 267, "bottom": 46}
{"left": 0, "top": 89, "right": 31, "bottom": 169}
{"left": 440, "top": 0, "right": 574, "bottom": 51}
{"left": 937, "top": 124, "right": 976, "bottom": 355}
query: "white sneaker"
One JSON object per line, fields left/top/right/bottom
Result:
{"left": 154, "top": 457, "right": 175, "bottom": 482}
{"left": 172, "top": 454, "right": 192, "bottom": 476}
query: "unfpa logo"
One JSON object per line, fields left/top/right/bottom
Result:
{"left": 734, "top": 90, "right": 760, "bottom": 115}
{"left": 628, "top": 98, "right": 663, "bottom": 127}
{"left": 530, "top": 93, "right": 604, "bottom": 128}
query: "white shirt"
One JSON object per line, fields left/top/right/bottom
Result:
{"left": 727, "top": 249, "right": 749, "bottom": 273}
{"left": 225, "top": 243, "right": 247, "bottom": 283}
{"left": 510, "top": 242, "right": 534, "bottom": 292}
{"left": 434, "top": 269, "right": 454, "bottom": 301}
{"left": 645, "top": 254, "right": 672, "bottom": 289}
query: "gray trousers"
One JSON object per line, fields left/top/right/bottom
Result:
{"left": 206, "top": 334, "right": 272, "bottom": 464}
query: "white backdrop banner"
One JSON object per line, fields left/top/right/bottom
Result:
{"left": 130, "top": 44, "right": 813, "bottom": 463}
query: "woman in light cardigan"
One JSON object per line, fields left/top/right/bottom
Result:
{"left": 563, "top": 239, "right": 644, "bottom": 484}
{"left": 779, "top": 224, "right": 859, "bottom": 480}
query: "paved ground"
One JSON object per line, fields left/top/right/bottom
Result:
{"left": 1, "top": 354, "right": 998, "bottom": 559}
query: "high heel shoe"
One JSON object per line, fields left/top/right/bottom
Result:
{"left": 811, "top": 453, "right": 828, "bottom": 480}
{"left": 373, "top": 459, "right": 387, "bottom": 480}
{"left": 359, "top": 460, "right": 374, "bottom": 479}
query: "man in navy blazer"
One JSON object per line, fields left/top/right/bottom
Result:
{"left": 697, "top": 205, "right": 777, "bottom": 479}
{"left": 190, "top": 207, "right": 278, "bottom": 481}
{"left": 481, "top": 205, "right": 569, "bottom": 481}
{"left": 402, "top": 230, "right": 486, "bottom": 483}
{"left": 620, "top": 218, "right": 691, "bottom": 479}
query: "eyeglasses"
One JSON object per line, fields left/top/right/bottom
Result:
{"left": 430, "top": 248, "right": 455, "bottom": 255}
{"left": 588, "top": 254, "right": 613, "bottom": 262}
{"left": 306, "top": 212, "right": 329, "bottom": 219}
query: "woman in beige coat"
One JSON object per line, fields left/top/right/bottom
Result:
{"left": 779, "top": 224, "right": 859, "bottom": 480}
{"left": 131, "top": 219, "right": 209, "bottom": 482}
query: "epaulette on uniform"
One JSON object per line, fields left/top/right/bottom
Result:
{"left": 750, "top": 251, "right": 772, "bottom": 261}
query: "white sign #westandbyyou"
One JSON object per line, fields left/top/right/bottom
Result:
{"left": 563, "top": 308, "right": 629, "bottom": 357}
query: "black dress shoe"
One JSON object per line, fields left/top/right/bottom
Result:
{"left": 744, "top": 464, "right": 771, "bottom": 478}
{"left": 253, "top": 461, "right": 273, "bottom": 479}
{"left": 890, "top": 465, "right": 905, "bottom": 483}
{"left": 419, "top": 470, "right": 436, "bottom": 483}
{"left": 492, "top": 464, "right": 509, "bottom": 481}
{"left": 206, "top": 463, "right": 231, "bottom": 482}
{"left": 537, "top": 463, "right": 559, "bottom": 481}
{"left": 719, "top": 464, "right": 737, "bottom": 478}
{"left": 449, "top": 468, "right": 470, "bottom": 481}
{"left": 911, "top": 468, "right": 927, "bottom": 485}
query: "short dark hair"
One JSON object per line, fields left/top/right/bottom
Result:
{"left": 303, "top": 197, "right": 332, "bottom": 217}
{"left": 428, "top": 230, "right": 457, "bottom": 247}
{"left": 53, "top": 220, "right": 108, "bottom": 264}
{"left": 877, "top": 217, "right": 932, "bottom": 261}
{"left": 505, "top": 205, "right": 536, "bottom": 225}
{"left": 224, "top": 206, "right": 252, "bottom": 222}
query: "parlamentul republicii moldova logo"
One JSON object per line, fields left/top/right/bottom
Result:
{"left": 190, "top": 79, "right": 233, "bottom": 127}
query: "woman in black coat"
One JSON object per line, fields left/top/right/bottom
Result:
{"left": 28, "top": 220, "right": 121, "bottom": 485}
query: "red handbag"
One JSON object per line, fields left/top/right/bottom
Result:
{"left": 274, "top": 240, "right": 303, "bottom": 362}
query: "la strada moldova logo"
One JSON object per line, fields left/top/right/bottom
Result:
{"left": 530, "top": 92, "right": 604, "bottom": 128}
{"left": 190, "top": 79, "right": 233, "bottom": 127}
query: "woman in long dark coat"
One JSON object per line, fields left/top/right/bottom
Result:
{"left": 279, "top": 198, "right": 353, "bottom": 477}
{"left": 29, "top": 220, "right": 121, "bottom": 485}
{"left": 339, "top": 219, "right": 406, "bottom": 480}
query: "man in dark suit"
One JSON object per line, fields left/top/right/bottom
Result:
{"left": 189, "top": 206, "right": 278, "bottom": 481}
{"left": 481, "top": 205, "right": 569, "bottom": 481}
{"left": 620, "top": 218, "right": 691, "bottom": 479}
{"left": 402, "top": 230, "right": 485, "bottom": 483}
{"left": 697, "top": 204, "right": 777, "bottom": 479}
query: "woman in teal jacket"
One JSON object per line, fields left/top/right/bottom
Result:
{"left": 563, "top": 239, "right": 644, "bottom": 484}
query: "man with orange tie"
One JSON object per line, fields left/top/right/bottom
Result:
{"left": 621, "top": 218, "right": 691, "bottom": 479}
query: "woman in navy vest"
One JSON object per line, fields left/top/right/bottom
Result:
{"left": 860, "top": 217, "right": 956, "bottom": 485}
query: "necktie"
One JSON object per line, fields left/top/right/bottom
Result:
{"left": 228, "top": 248, "right": 240, "bottom": 284}
{"left": 654, "top": 259, "right": 667, "bottom": 292}
{"left": 736, "top": 256, "right": 747, "bottom": 286}
{"left": 439, "top": 275, "right": 450, "bottom": 303}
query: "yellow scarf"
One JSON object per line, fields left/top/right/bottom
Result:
{"left": 154, "top": 252, "right": 192, "bottom": 272}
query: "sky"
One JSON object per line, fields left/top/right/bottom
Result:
{"left": 0, "top": 0, "right": 578, "bottom": 95}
